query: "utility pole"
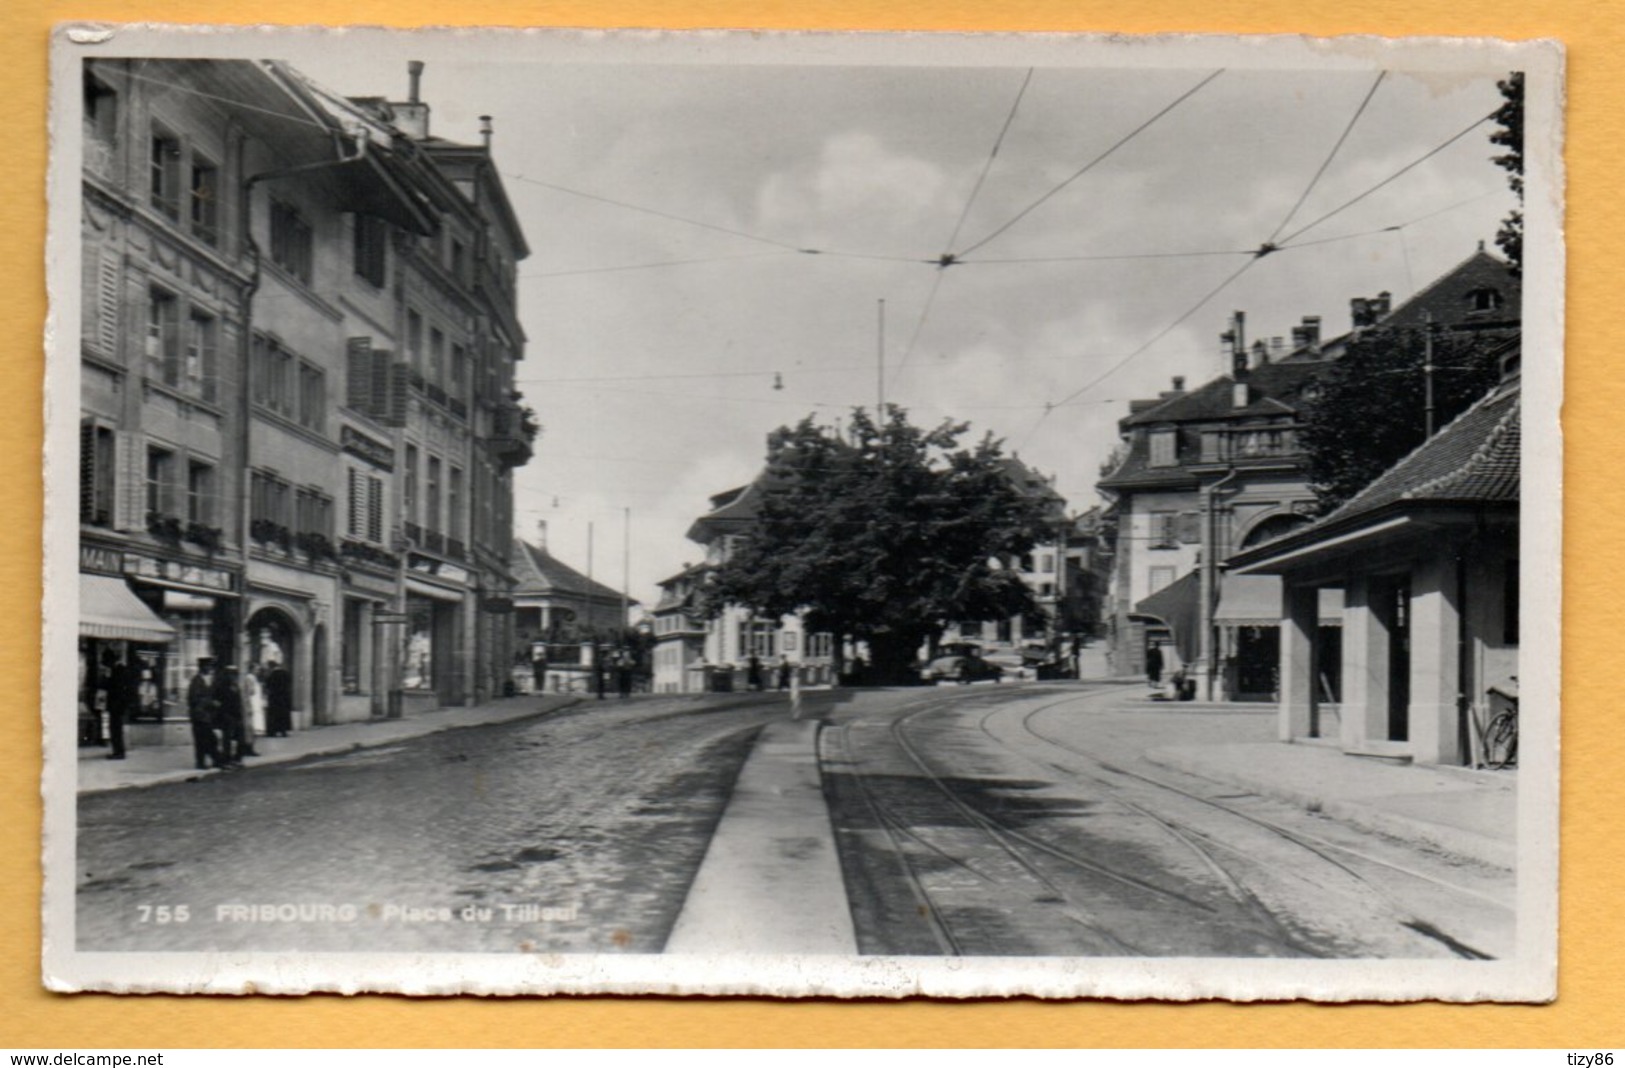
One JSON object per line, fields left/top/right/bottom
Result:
{"left": 1423, "top": 311, "right": 1437, "bottom": 438}
{"left": 588, "top": 520, "right": 603, "bottom": 700}
{"left": 876, "top": 298, "right": 886, "bottom": 417}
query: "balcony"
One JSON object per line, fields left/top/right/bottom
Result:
{"left": 446, "top": 537, "right": 467, "bottom": 561}
{"left": 423, "top": 529, "right": 445, "bottom": 555}
{"left": 1199, "top": 426, "right": 1301, "bottom": 464}
{"left": 487, "top": 402, "right": 536, "bottom": 468}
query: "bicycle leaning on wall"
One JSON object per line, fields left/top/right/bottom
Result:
{"left": 1478, "top": 677, "right": 1519, "bottom": 770}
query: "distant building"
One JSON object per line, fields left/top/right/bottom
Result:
{"left": 76, "top": 58, "right": 530, "bottom": 748}
{"left": 653, "top": 481, "right": 838, "bottom": 694}
{"left": 1230, "top": 362, "right": 1520, "bottom": 766}
{"left": 1095, "top": 247, "right": 1520, "bottom": 700}
{"left": 510, "top": 536, "right": 636, "bottom": 694}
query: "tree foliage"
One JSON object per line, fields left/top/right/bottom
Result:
{"left": 1490, "top": 71, "right": 1524, "bottom": 276}
{"left": 1301, "top": 327, "right": 1508, "bottom": 511}
{"left": 706, "top": 406, "right": 1060, "bottom": 681}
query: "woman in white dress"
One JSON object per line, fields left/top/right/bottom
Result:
{"left": 244, "top": 664, "right": 268, "bottom": 746}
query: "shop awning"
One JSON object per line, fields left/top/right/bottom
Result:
{"left": 80, "top": 574, "right": 175, "bottom": 642}
{"left": 1213, "top": 574, "right": 1345, "bottom": 625}
{"left": 1132, "top": 570, "right": 1201, "bottom": 665}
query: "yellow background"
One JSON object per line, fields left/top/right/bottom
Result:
{"left": 0, "top": 0, "right": 1610, "bottom": 1049}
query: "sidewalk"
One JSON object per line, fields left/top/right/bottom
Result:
{"left": 664, "top": 718, "right": 855, "bottom": 954}
{"left": 1143, "top": 734, "right": 1517, "bottom": 870}
{"left": 76, "top": 694, "right": 585, "bottom": 795}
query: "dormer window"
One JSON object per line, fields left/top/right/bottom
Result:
{"left": 1467, "top": 287, "right": 1504, "bottom": 313}
{"left": 1149, "top": 429, "right": 1177, "bottom": 468}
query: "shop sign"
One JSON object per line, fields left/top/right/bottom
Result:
{"left": 122, "top": 553, "right": 237, "bottom": 593}
{"left": 80, "top": 545, "right": 124, "bottom": 575}
{"left": 407, "top": 555, "right": 469, "bottom": 585}
{"left": 341, "top": 425, "right": 395, "bottom": 470}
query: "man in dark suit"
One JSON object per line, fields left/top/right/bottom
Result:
{"left": 187, "top": 658, "right": 222, "bottom": 770}
{"left": 100, "top": 648, "right": 130, "bottom": 760}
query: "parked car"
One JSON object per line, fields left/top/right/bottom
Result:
{"left": 924, "top": 653, "right": 1004, "bottom": 684}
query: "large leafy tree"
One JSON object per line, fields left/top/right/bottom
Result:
{"left": 1301, "top": 327, "right": 1509, "bottom": 511}
{"left": 706, "top": 406, "right": 1059, "bottom": 682}
{"left": 1490, "top": 71, "right": 1524, "bottom": 276}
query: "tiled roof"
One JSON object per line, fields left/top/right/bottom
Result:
{"left": 1124, "top": 361, "right": 1324, "bottom": 427}
{"left": 511, "top": 540, "right": 633, "bottom": 604}
{"left": 1319, "top": 377, "right": 1520, "bottom": 525}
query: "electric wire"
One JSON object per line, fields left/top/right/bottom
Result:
{"left": 1276, "top": 111, "right": 1495, "bottom": 247}
{"left": 1266, "top": 71, "right": 1387, "bottom": 245}
{"left": 954, "top": 69, "right": 1226, "bottom": 259}
{"left": 519, "top": 250, "right": 799, "bottom": 280}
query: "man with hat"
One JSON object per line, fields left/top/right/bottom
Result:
{"left": 187, "top": 658, "right": 223, "bottom": 770}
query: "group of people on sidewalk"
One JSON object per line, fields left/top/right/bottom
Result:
{"left": 185, "top": 658, "right": 292, "bottom": 771}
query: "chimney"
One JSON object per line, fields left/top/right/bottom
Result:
{"left": 1270, "top": 336, "right": 1285, "bottom": 360}
{"left": 1251, "top": 339, "right": 1270, "bottom": 368}
{"left": 1232, "top": 382, "right": 1250, "bottom": 409}
{"left": 1231, "top": 310, "right": 1248, "bottom": 380}
{"left": 480, "top": 115, "right": 494, "bottom": 150}
{"left": 1291, "top": 315, "right": 1322, "bottom": 354}
{"left": 1171, "top": 376, "right": 1185, "bottom": 392}
{"left": 393, "top": 61, "right": 431, "bottom": 139}
{"left": 1375, "top": 291, "right": 1391, "bottom": 319}
{"left": 536, "top": 519, "right": 548, "bottom": 551}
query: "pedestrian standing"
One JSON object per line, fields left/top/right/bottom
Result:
{"left": 776, "top": 656, "right": 793, "bottom": 692}
{"left": 214, "top": 666, "right": 246, "bottom": 767}
{"left": 265, "top": 662, "right": 292, "bottom": 737}
{"left": 1146, "top": 641, "right": 1165, "bottom": 688}
{"left": 187, "top": 658, "right": 222, "bottom": 770}
{"left": 616, "top": 651, "right": 633, "bottom": 699}
{"left": 244, "top": 665, "right": 267, "bottom": 744}
{"left": 100, "top": 648, "right": 129, "bottom": 760}
{"left": 747, "top": 655, "right": 764, "bottom": 692}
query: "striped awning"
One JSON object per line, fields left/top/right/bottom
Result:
{"left": 80, "top": 574, "right": 175, "bottom": 642}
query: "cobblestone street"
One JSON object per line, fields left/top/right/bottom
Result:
{"left": 76, "top": 695, "right": 785, "bottom": 953}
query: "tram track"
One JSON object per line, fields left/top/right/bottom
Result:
{"left": 972, "top": 691, "right": 1504, "bottom": 959}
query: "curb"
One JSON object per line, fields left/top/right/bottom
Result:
{"left": 77, "top": 697, "right": 585, "bottom": 796}
{"left": 1142, "top": 746, "right": 1515, "bottom": 871}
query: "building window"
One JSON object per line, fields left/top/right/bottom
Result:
{"left": 425, "top": 455, "right": 442, "bottom": 533}
{"left": 149, "top": 128, "right": 180, "bottom": 220}
{"left": 190, "top": 155, "right": 219, "bottom": 246}
{"left": 1148, "top": 566, "right": 1176, "bottom": 595}
{"left": 146, "top": 290, "right": 179, "bottom": 385}
{"left": 83, "top": 70, "right": 118, "bottom": 174}
{"left": 450, "top": 239, "right": 465, "bottom": 282}
{"left": 298, "top": 361, "right": 326, "bottom": 434}
{"left": 145, "top": 446, "right": 175, "bottom": 518}
{"left": 353, "top": 214, "right": 387, "bottom": 288}
{"left": 958, "top": 620, "right": 982, "bottom": 640}
{"left": 406, "top": 310, "right": 423, "bottom": 373}
{"left": 450, "top": 344, "right": 467, "bottom": 404}
{"left": 806, "top": 633, "right": 833, "bottom": 659}
{"left": 738, "top": 620, "right": 777, "bottom": 659}
{"left": 1468, "top": 287, "right": 1505, "bottom": 313}
{"left": 1040, "top": 553, "right": 1055, "bottom": 573}
{"left": 1149, "top": 429, "right": 1177, "bottom": 468}
{"left": 448, "top": 466, "right": 464, "bottom": 541}
{"left": 347, "top": 468, "right": 385, "bottom": 544}
{"left": 250, "top": 471, "right": 293, "bottom": 539}
{"left": 185, "top": 312, "right": 217, "bottom": 402}
{"left": 269, "top": 199, "right": 313, "bottom": 284}
{"left": 295, "top": 488, "right": 333, "bottom": 539}
{"left": 1150, "top": 511, "right": 1179, "bottom": 550}
{"left": 429, "top": 328, "right": 445, "bottom": 389}
{"left": 403, "top": 444, "right": 418, "bottom": 527}
{"left": 186, "top": 460, "right": 214, "bottom": 525}
{"left": 79, "top": 421, "right": 115, "bottom": 527}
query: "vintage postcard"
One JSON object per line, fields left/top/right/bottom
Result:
{"left": 43, "top": 25, "right": 1562, "bottom": 999}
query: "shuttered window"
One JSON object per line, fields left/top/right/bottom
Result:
{"left": 79, "top": 421, "right": 115, "bottom": 527}
{"left": 346, "top": 468, "right": 386, "bottom": 544}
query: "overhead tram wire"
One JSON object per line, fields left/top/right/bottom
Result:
{"left": 1273, "top": 109, "right": 1496, "bottom": 248}
{"left": 505, "top": 172, "right": 929, "bottom": 264}
{"left": 520, "top": 250, "right": 800, "bottom": 280}
{"left": 1016, "top": 254, "right": 1261, "bottom": 452}
{"left": 890, "top": 68, "right": 1035, "bottom": 390}
{"left": 1264, "top": 71, "right": 1388, "bottom": 248}
{"left": 952, "top": 69, "right": 1226, "bottom": 260}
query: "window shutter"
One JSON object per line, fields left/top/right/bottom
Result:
{"left": 161, "top": 302, "right": 180, "bottom": 386}
{"left": 367, "top": 475, "right": 384, "bottom": 543}
{"left": 113, "top": 431, "right": 145, "bottom": 531}
{"left": 346, "top": 468, "right": 362, "bottom": 538}
{"left": 1177, "top": 511, "right": 1202, "bottom": 544}
{"left": 346, "top": 337, "right": 373, "bottom": 412}
{"left": 79, "top": 422, "right": 97, "bottom": 522}
{"left": 384, "top": 359, "right": 409, "bottom": 427}
{"left": 96, "top": 253, "right": 121, "bottom": 355}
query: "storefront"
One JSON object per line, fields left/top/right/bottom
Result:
{"left": 404, "top": 556, "right": 469, "bottom": 710}
{"left": 80, "top": 546, "right": 239, "bottom": 747}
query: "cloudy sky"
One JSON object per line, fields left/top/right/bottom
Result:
{"left": 286, "top": 39, "right": 1515, "bottom": 607}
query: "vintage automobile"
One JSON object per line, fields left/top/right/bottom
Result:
{"left": 923, "top": 646, "right": 1005, "bottom": 684}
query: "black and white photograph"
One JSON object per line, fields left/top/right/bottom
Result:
{"left": 45, "top": 26, "right": 1561, "bottom": 999}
